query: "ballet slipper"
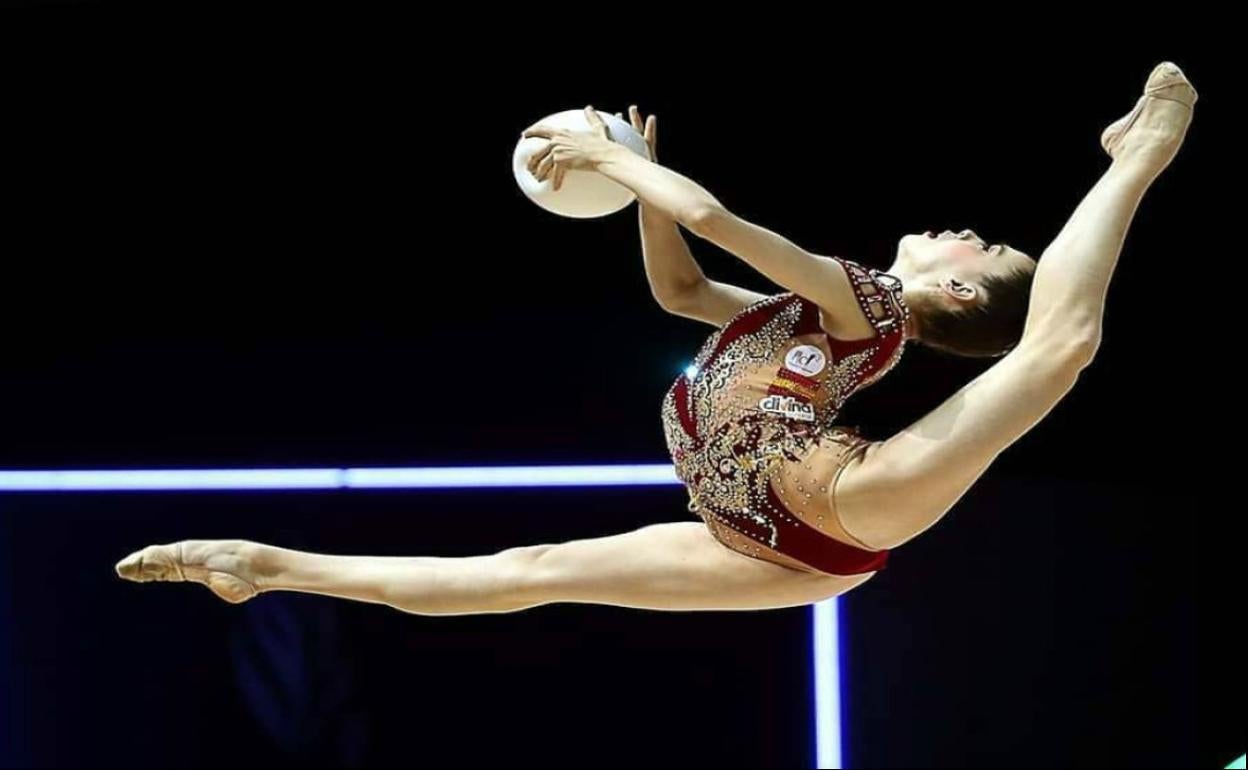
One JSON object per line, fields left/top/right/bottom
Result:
{"left": 1101, "top": 62, "right": 1198, "bottom": 158}
{"left": 115, "top": 541, "right": 259, "bottom": 604}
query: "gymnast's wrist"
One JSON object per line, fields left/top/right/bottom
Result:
{"left": 590, "top": 142, "right": 635, "bottom": 169}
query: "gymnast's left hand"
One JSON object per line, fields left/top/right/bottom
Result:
{"left": 523, "top": 106, "right": 619, "bottom": 191}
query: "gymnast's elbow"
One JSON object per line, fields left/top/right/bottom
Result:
{"left": 683, "top": 204, "right": 731, "bottom": 241}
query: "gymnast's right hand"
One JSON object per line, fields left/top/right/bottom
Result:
{"left": 620, "top": 105, "right": 657, "bottom": 162}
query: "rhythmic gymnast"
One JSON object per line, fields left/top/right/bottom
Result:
{"left": 117, "top": 63, "right": 1196, "bottom": 614}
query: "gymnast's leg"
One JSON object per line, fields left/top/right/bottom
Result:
{"left": 116, "top": 522, "right": 870, "bottom": 613}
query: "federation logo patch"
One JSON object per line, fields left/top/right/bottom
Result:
{"left": 785, "top": 345, "right": 827, "bottom": 376}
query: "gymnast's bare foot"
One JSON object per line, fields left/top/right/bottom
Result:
{"left": 115, "top": 540, "right": 273, "bottom": 604}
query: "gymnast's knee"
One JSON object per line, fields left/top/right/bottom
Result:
{"left": 491, "top": 544, "right": 558, "bottom": 601}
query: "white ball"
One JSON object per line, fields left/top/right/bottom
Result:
{"left": 513, "top": 109, "right": 650, "bottom": 219}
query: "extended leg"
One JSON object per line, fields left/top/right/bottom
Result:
{"left": 116, "top": 522, "right": 865, "bottom": 614}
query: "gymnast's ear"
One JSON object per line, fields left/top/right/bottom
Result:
{"left": 938, "top": 277, "right": 979, "bottom": 305}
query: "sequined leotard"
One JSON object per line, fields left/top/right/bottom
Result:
{"left": 661, "top": 257, "right": 909, "bottom": 576}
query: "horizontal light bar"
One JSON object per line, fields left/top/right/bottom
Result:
{"left": 0, "top": 469, "right": 343, "bottom": 491}
{"left": 0, "top": 464, "right": 681, "bottom": 491}
{"left": 0, "top": 461, "right": 841, "bottom": 770}
{"left": 345, "top": 465, "right": 679, "bottom": 488}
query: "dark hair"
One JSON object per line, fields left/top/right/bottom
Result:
{"left": 915, "top": 266, "right": 1036, "bottom": 358}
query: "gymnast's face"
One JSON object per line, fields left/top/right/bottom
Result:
{"left": 895, "top": 229, "right": 1035, "bottom": 308}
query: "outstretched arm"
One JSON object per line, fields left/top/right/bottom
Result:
{"left": 641, "top": 203, "right": 767, "bottom": 326}
{"left": 623, "top": 106, "right": 766, "bottom": 326}
{"left": 836, "top": 69, "right": 1195, "bottom": 550}
{"left": 524, "top": 108, "right": 874, "bottom": 339}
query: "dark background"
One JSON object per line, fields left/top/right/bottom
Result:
{"left": 1, "top": 5, "right": 1242, "bottom": 768}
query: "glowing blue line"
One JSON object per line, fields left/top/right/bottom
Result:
{"left": 0, "top": 462, "right": 844, "bottom": 768}
{"left": 0, "top": 469, "right": 342, "bottom": 490}
{"left": 344, "top": 464, "right": 679, "bottom": 488}
{"left": 813, "top": 598, "right": 843, "bottom": 768}
{"left": 0, "top": 465, "right": 680, "bottom": 491}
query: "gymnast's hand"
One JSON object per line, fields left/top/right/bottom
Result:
{"left": 620, "top": 104, "right": 657, "bottom": 162}
{"left": 523, "top": 106, "right": 621, "bottom": 191}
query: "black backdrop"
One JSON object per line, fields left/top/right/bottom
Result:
{"left": 1, "top": 6, "right": 1242, "bottom": 768}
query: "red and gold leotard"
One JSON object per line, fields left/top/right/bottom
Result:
{"left": 661, "top": 257, "right": 909, "bottom": 576}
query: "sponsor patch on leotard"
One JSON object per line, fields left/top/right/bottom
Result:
{"left": 758, "top": 394, "right": 816, "bottom": 422}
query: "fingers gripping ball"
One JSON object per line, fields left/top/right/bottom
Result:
{"left": 513, "top": 109, "right": 650, "bottom": 219}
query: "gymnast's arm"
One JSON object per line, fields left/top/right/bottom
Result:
{"left": 623, "top": 106, "right": 766, "bottom": 326}
{"left": 600, "top": 149, "right": 872, "bottom": 337}
{"left": 639, "top": 202, "right": 767, "bottom": 326}
{"left": 524, "top": 109, "right": 874, "bottom": 338}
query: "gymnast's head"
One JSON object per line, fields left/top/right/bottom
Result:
{"left": 890, "top": 229, "right": 1037, "bottom": 358}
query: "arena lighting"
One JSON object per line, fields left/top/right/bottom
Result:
{"left": 0, "top": 464, "right": 846, "bottom": 768}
